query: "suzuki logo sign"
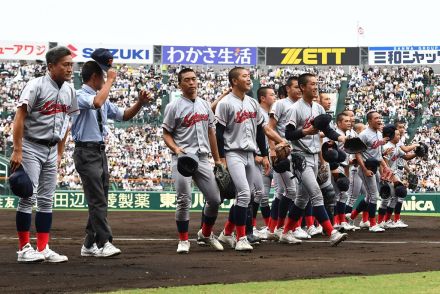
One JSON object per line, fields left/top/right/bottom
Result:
{"left": 62, "top": 43, "right": 153, "bottom": 64}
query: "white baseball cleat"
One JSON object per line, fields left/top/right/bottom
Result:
{"left": 275, "top": 227, "right": 284, "bottom": 239}
{"left": 359, "top": 220, "right": 370, "bottom": 229}
{"left": 97, "top": 242, "right": 121, "bottom": 257}
{"left": 378, "top": 221, "right": 386, "bottom": 229}
{"left": 39, "top": 245, "right": 68, "bottom": 263}
{"left": 369, "top": 224, "right": 385, "bottom": 233}
{"left": 17, "top": 243, "right": 45, "bottom": 263}
{"left": 393, "top": 219, "right": 409, "bottom": 228}
{"left": 197, "top": 230, "right": 224, "bottom": 251}
{"left": 218, "top": 230, "right": 236, "bottom": 248}
{"left": 266, "top": 230, "right": 280, "bottom": 241}
{"left": 315, "top": 225, "right": 323, "bottom": 234}
{"left": 384, "top": 220, "right": 397, "bottom": 229}
{"left": 345, "top": 214, "right": 360, "bottom": 230}
{"left": 235, "top": 236, "right": 253, "bottom": 251}
{"left": 293, "top": 227, "right": 311, "bottom": 239}
{"left": 329, "top": 230, "right": 348, "bottom": 247}
{"left": 81, "top": 243, "right": 100, "bottom": 257}
{"left": 306, "top": 225, "right": 321, "bottom": 237}
{"left": 176, "top": 240, "right": 190, "bottom": 254}
{"left": 255, "top": 226, "right": 268, "bottom": 240}
{"left": 340, "top": 222, "right": 356, "bottom": 231}
{"left": 279, "top": 231, "right": 302, "bottom": 244}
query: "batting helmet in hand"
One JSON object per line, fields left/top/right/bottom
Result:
{"left": 177, "top": 153, "right": 199, "bottom": 177}
{"left": 9, "top": 166, "right": 33, "bottom": 198}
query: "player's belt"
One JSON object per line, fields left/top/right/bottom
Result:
{"left": 75, "top": 141, "right": 105, "bottom": 151}
{"left": 25, "top": 137, "right": 59, "bottom": 147}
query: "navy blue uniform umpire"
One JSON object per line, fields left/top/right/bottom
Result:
{"left": 71, "top": 48, "right": 151, "bottom": 257}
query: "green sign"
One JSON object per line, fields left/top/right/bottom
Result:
{"left": 0, "top": 191, "right": 439, "bottom": 213}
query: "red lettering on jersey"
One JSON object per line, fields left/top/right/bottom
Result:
{"left": 181, "top": 113, "right": 209, "bottom": 127}
{"left": 235, "top": 110, "right": 257, "bottom": 123}
{"left": 391, "top": 154, "right": 398, "bottom": 161}
{"left": 303, "top": 116, "right": 314, "bottom": 129}
{"left": 371, "top": 140, "right": 386, "bottom": 149}
{"left": 39, "top": 101, "right": 69, "bottom": 115}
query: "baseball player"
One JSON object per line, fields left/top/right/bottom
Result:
{"left": 11, "top": 46, "right": 79, "bottom": 263}
{"left": 315, "top": 93, "right": 337, "bottom": 232}
{"left": 216, "top": 67, "right": 288, "bottom": 251}
{"left": 378, "top": 128, "right": 416, "bottom": 228}
{"left": 389, "top": 121, "right": 419, "bottom": 227}
{"left": 347, "top": 111, "right": 391, "bottom": 232}
{"left": 330, "top": 112, "right": 356, "bottom": 231}
{"left": 211, "top": 89, "right": 266, "bottom": 245}
{"left": 162, "top": 68, "right": 224, "bottom": 254}
{"left": 267, "top": 76, "right": 309, "bottom": 242}
{"left": 252, "top": 86, "right": 276, "bottom": 239}
{"left": 282, "top": 73, "right": 348, "bottom": 246}
{"left": 344, "top": 122, "right": 368, "bottom": 229}
{"left": 72, "top": 53, "right": 151, "bottom": 258}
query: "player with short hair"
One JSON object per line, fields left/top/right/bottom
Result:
{"left": 216, "top": 67, "right": 287, "bottom": 251}
{"left": 11, "top": 46, "right": 79, "bottom": 263}
{"left": 282, "top": 73, "right": 348, "bottom": 246}
{"left": 162, "top": 68, "right": 224, "bottom": 254}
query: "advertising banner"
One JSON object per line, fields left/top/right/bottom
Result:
{"left": 266, "top": 47, "right": 360, "bottom": 65}
{"left": 0, "top": 41, "right": 49, "bottom": 60}
{"left": 369, "top": 46, "right": 440, "bottom": 65}
{"left": 61, "top": 43, "right": 153, "bottom": 64}
{"left": 162, "top": 46, "right": 257, "bottom": 65}
{"left": 0, "top": 192, "right": 438, "bottom": 213}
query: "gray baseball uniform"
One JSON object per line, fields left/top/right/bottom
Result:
{"left": 16, "top": 74, "right": 79, "bottom": 214}
{"left": 346, "top": 129, "right": 366, "bottom": 208}
{"left": 287, "top": 98, "right": 326, "bottom": 209}
{"left": 331, "top": 127, "right": 349, "bottom": 204}
{"left": 380, "top": 142, "right": 406, "bottom": 209}
{"left": 215, "top": 92, "right": 265, "bottom": 208}
{"left": 357, "top": 127, "right": 385, "bottom": 205}
{"left": 270, "top": 97, "right": 297, "bottom": 201}
{"left": 254, "top": 106, "right": 270, "bottom": 208}
{"left": 162, "top": 96, "right": 221, "bottom": 222}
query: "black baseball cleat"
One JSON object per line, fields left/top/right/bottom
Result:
{"left": 246, "top": 234, "right": 261, "bottom": 245}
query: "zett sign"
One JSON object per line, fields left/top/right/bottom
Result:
{"left": 266, "top": 47, "right": 359, "bottom": 65}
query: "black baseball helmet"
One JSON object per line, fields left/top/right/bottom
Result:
{"left": 9, "top": 166, "right": 33, "bottom": 198}
{"left": 322, "top": 141, "right": 339, "bottom": 163}
{"left": 177, "top": 153, "right": 199, "bottom": 177}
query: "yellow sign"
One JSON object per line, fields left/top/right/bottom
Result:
{"left": 280, "top": 48, "right": 346, "bottom": 65}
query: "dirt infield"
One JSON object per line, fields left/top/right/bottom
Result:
{"left": 0, "top": 210, "right": 439, "bottom": 293}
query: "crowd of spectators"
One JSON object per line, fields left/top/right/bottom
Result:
{"left": 346, "top": 66, "right": 432, "bottom": 123}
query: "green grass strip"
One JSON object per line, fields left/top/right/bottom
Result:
{"left": 109, "top": 271, "right": 440, "bottom": 294}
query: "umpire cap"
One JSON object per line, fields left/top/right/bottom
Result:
{"left": 91, "top": 48, "right": 113, "bottom": 72}
{"left": 9, "top": 166, "right": 33, "bottom": 198}
{"left": 382, "top": 124, "right": 396, "bottom": 140}
{"left": 177, "top": 153, "right": 199, "bottom": 177}
{"left": 313, "top": 114, "right": 332, "bottom": 131}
